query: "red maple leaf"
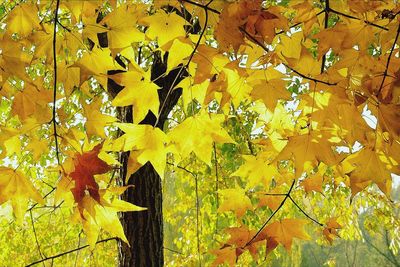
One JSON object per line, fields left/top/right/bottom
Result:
{"left": 70, "top": 144, "right": 110, "bottom": 204}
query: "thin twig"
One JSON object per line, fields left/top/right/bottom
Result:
{"left": 166, "top": 160, "right": 201, "bottom": 264}
{"left": 0, "top": 0, "right": 22, "bottom": 22}
{"left": 30, "top": 210, "right": 45, "bottom": 266}
{"left": 328, "top": 7, "right": 388, "bottom": 31}
{"left": 320, "top": 0, "right": 329, "bottom": 74}
{"left": 28, "top": 188, "right": 56, "bottom": 211}
{"left": 25, "top": 238, "right": 117, "bottom": 267}
{"left": 194, "top": 173, "right": 202, "bottom": 266}
{"left": 377, "top": 24, "right": 400, "bottom": 95}
{"left": 74, "top": 231, "right": 83, "bottom": 267}
{"left": 385, "top": 230, "right": 400, "bottom": 267}
{"left": 179, "top": 0, "right": 220, "bottom": 15}
{"left": 56, "top": 20, "right": 71, "bottom": 32}
{"left": 155, "top": 1, "right": 209, "bottom": 127}
{"left": 244, "top": 180, "right": 295, "bottom": 247}
{"left": 288, "top": 195, "right": 323, "bottom": 226}
{"left": 163, "top": 246, "right": 184, "bottom": 255}
{"left": 213, "top": 142, "right": 220, "bottom": 234}
{"left": 283, "top": 63, "right": 336, "bottom": 86}
{"left": 52, "top": 0, "right": 61, "bottom": 165}
{"left": 166, "top": 161, "right": 196, "bottom": 176}
{"left": 239, "top": 26, "right": 337, "bottom": 86}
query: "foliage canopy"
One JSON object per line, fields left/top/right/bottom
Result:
{"left": 0, "top": 0, "right": 400, "bottom": 266}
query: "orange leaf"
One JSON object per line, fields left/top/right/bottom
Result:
{"left": 70, "top": 144, "right": 111, "bottom": 205}
{"left": 211, "top": 246, "right": 236, "bottom": 267}
{"left": 323, "top": 217, "right": 341, "bottom": 244}
{"left": 263, "top": 218, "right": 310, "bottom": 251}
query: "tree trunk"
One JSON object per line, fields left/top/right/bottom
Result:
{"left": 118, "top": 161, "right": 163, "bottom": 267}
{"left": 108, "top": 51, "right": 186, "bottom": 267}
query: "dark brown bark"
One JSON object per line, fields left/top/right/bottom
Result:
{"left": 118, "top": 161, "right": 164, "bottom": 267}
{"left": 108, "top": 51, "right": 186, "bottom": 267}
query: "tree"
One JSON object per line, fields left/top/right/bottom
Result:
{"left": 0, "top": 0, "right": 399, "bottom": 266}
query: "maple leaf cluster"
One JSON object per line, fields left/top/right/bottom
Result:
{"left": 0, "top": 0, "right": 399, "bottom": 265}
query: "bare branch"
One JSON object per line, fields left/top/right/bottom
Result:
{"left": 52, "top": 0, "right": 61, "bottom": 165}
{"left": 25, "top": 238, "right": 117, "bottom": 267}
{"left": 30, "top": 210, "right": 45, "bottom": 265}
{"left": 328, "top": 7, "right": 389, "bottom": 31}
{"left": 244, "top": 179, "right": 295, "bottom": 247}
{"left": 377, "top": 24, "right": 400, "bottom": 95}
{"left": 288, "top": 195, "right": 323, "bottom": 226}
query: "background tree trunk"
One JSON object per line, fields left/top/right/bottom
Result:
{"left": 108, "top": 52, "right": 186, "bottom": 267}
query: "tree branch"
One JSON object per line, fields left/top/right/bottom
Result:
{"left": 320, "top": 0, "right": 330, "bottom": 74}
{"left": 30, "top": 210, "right": 45, "bottom": 265}
{"left": 213, "top": 142, "right": 219, "bottom": 232}
{"left": 244, "top": 179, "right": 295, "bottom": 247}
{"left": 25, "top": 238, "right": 117, "bottom": 267}
{"left": 288, "top": 195, "right": 323, "bottom": 226}
{"left": 52, "top": 0, "right": 61, "bottom": 165}
{"left": 179, "top": 0, "right": 221, "bottom": 15}
{"left": 155, "top": 1, "right": 209, "bottom": 127}
{"left": 377, "top": 24, "right": 400, "bottom": 95}
{"left": 166, "top": 160, "right": 202, "bottom": 262}
{"left": 239, "top": 26, "right": 337, "bottom": 86}
{"left": 327, "top": 7, "right": 389, "bottom": 31}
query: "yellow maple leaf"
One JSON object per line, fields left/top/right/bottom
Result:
{"left": 26, "top": 137, "right": 49, "bottom": 161}
{"left": 276, "top": 31, "right": 303, "bottom": 60}
{"left": 377, "top": 103, "right": 400, "bottom": 140}
{"left": 263, "top": 218, "right": 310, "bottom": 251}
{"left": 180, "top": 78, "right": 209, "bottom": 109}
{"left": 0, "top": 128, "right": 22, "bottom": 159}
{"left": 74, "top": 48, "right": 122, "bottom": 86}
{"left": 11, "top": 84, "right": 52, "bottom": 122}
{"left": 100, "top": 4, "right": 145, "bottom": 49}
{"left": 73, "top": 187, "right": 145, "bottom": 248}
{"left": 0, "top": 36, "right": 32, "bottom": 81}
{"left": 218, "top": 187, "right": 252, "bottom": 217}
{"left": 140, "top": 11, "right": 187, "bottom": 47}
{"left": 83, "top": 98, "right": 117, "bottom": 138}
{"left": 168, "top": 111, "right": 234, "bottom": 165}
{"left": 29, "top": 25, "right": 62, "bottom": 63}
{"left": 111, "top": 70, "right": 160, "bottom": 124}
{"left": 275, "top": 132, "right": 338, "bottom": 177}
{"left": 109, "top": 123, "right": 169, "bottom": 178}
{"left": 6, "top": 3, "right": 40, "bottom": 36}
{"left": 0, "top": 167, "right": 44, "bottom": 223}
{"left": 224, "top": 67, "right": 253, "bottom": 107}
{"left": 342, "top": 148, "right": 393, "bottom": 196}
{"left": 249, "top": 68, "right": 292, "bottom": 110}
{"left": 164, "top": 37, "right": 193, "bottom": 73}
{"left": 232, "top": 154, "right": 279, "bottom": 189}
